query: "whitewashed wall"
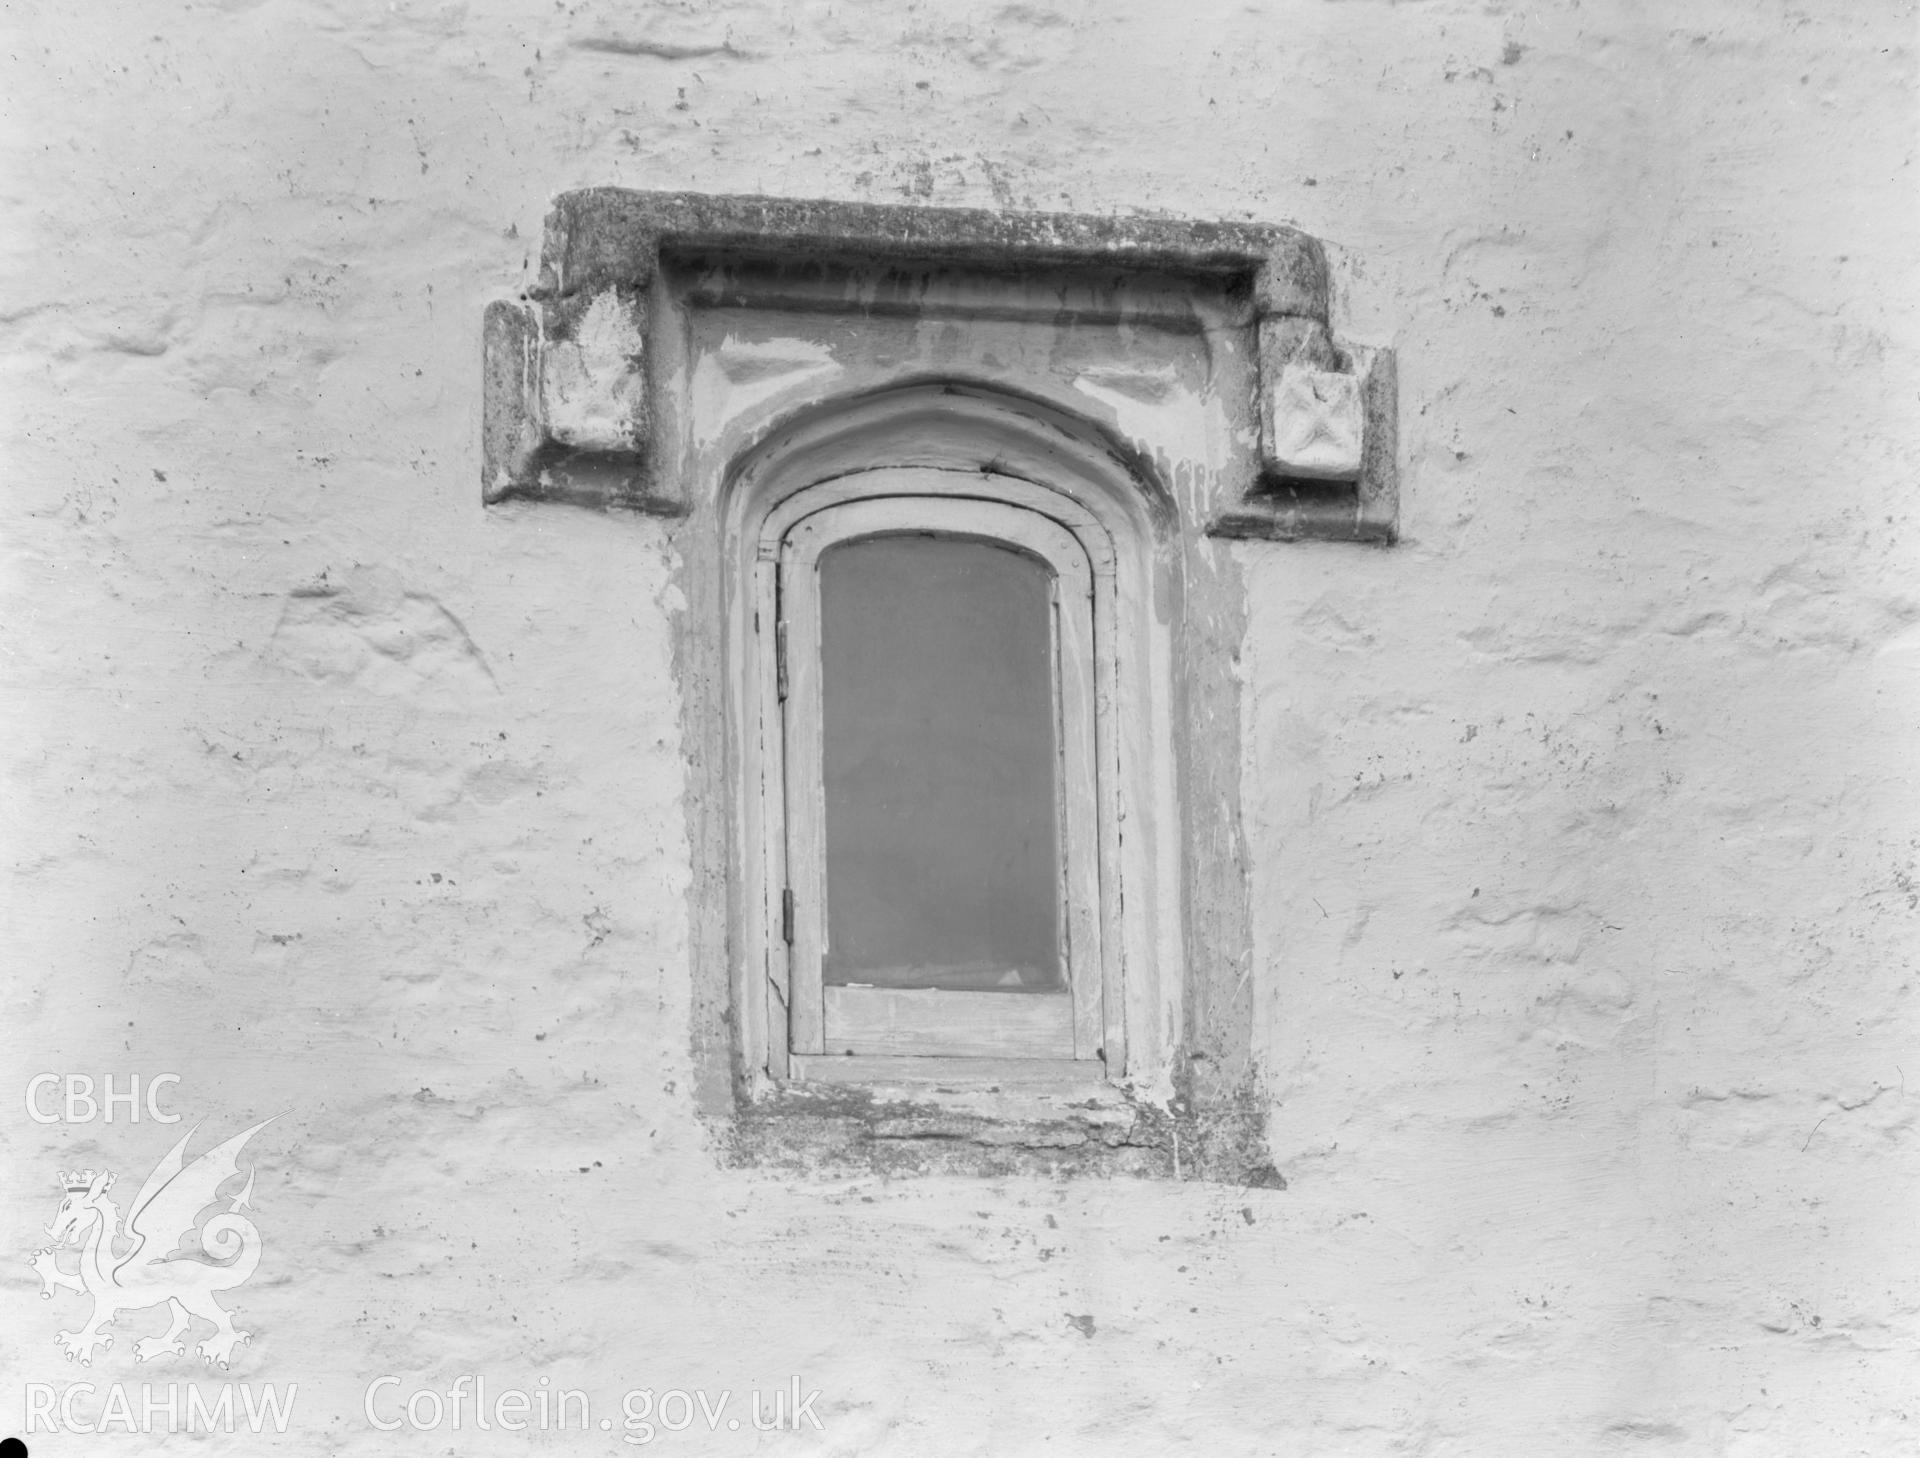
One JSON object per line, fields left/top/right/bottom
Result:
{"left": 2, "top": 1, "right": 1915, "bottom": 1453}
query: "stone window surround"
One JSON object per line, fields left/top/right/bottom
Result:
{"left": 481, "top": 191, "right": 1397, "bottom": 1180}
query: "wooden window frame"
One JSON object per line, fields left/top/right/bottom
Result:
{"left": 779, "top": 493, "right": 1106, "bottom": 1068}
{"left": 746, "top": 465, "right": 1133, "bottom": 1089}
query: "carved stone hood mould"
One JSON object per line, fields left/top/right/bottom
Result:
{"left": 483, "top": 190, "right": 1396, "bottom": 544}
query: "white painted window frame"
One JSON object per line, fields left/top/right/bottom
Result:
{"left": 743, "top": 464, "right": 1143, "bottom": 1090}
{"left": 779, "top": 494, "right": 1104, "bottom": 1066}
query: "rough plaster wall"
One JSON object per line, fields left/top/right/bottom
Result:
{"left": 1, "top": 1, "right": 1914, "bottom": 1454}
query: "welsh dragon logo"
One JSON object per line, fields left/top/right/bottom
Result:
{"left": 27, "top": 1119, "right": 272, "bottom": 1368}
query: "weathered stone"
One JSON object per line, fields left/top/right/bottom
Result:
{"left": 487, "top": 189, "right": 1388, "bottom": 539}
{"left": 534, "top": 188, "right": 1328, "bottom": 319}
{"left": 1266, "top": 361, "right": 1365, "bottom": 481}
{"left": 537, "top": 288, "right": 648, "bottom": 455}
{"left": 480, "top": 299, "right": 540, "bottom": 501}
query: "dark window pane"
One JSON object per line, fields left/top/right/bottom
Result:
{"left": 818, "top": 533, "right": 1062, "bottom": 992}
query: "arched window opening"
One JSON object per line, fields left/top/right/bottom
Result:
{"left": 732, "top": 450, "right": 1165, "bottom": 1090}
